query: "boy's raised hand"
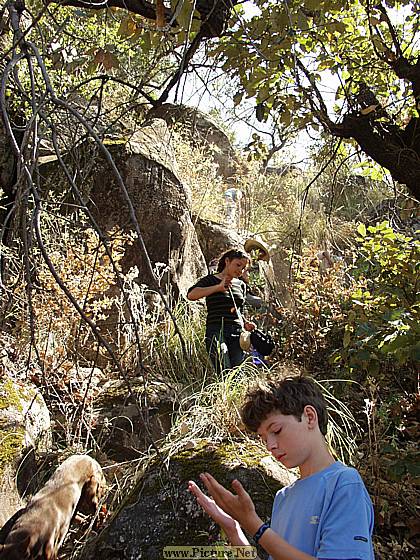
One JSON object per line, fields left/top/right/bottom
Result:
{"left": 188, "top": 480, "right": 238, "bottom": 531}
{"left": 196, "top": 473, "right": 257, "bottom": 529}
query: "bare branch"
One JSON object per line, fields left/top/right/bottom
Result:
{"left": 46, "top": 0, "right": 162, "bottom": 22}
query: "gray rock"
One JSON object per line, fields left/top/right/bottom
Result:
{"left": 93, "top": 377, "right": 177, "bottom": 460}
{"left": 0, "top": 377, "right": 51, "bottom": 525}
{"left": 89, "top": 118, "right": 206, "bottom": 297}
{"left": 79, "top": 438, "right": 295, "bottom": 560}
{"left": 147, "top": 104, "right": 243, "bottom": 180}
{"left": 193, "top": 216, "right": 243, "bottom": 266}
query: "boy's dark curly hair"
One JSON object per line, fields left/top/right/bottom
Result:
{"left": 240, "top": 376, "right": 329, "bottom": 435}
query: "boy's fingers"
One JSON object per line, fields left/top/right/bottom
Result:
{"left": 188, "top": 480, "right": 198, "bottom": 494}
{"left": 200, "top": 473, "right": 218, "bottom": 492}
{"left": 231, "top": 479, "right": 243, "bottom": 492}
{"left": 204, "top": 474, "right": 243, "bottom": 499}
{"left": 201, "top": 473, "right": 231, "bottom": 500}
{"left": 188, "top": 481, "right": 207, "bottom": 500}
{"left": 231, "top": 479, "right": 252, "bottom": 504}
{"left": 201, "top": 472, "right": 225, "bottom": 491}
{"left": 231, "top": 479, "right": 247, "bottom": 496}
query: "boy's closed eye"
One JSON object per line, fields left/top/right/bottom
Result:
{"left": 261, "top": 428, "right": 282, "bottom": 444}
{"left": 269, "top": 428, "right": 282, "bottom": 438}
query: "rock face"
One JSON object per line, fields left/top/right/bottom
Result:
{"left": 147, "top": 104, "right": 242, "bottom": 180}
{"left": 194, "top": 217, "right": 243, "bottom": 266}
{"left": 262, "top": 249, "right": 291, "bottom": 306}
{"left": 89, "top": 119, "right": 206, "bottom": 297}
{"left": 80, "top": 439, "right": 295, "bottom": 560}
{"left": 93, "top": 377, "right": 177, "bottom": 461}
{"left": 0, "top": 377, "right": 51, "bottom": 525}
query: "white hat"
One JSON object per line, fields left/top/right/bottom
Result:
{"left": 244, "top": 238, "right": 270, "bottom": 262}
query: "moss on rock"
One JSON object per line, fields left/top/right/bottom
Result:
{"left": 0, "top": 428, "right": 25, "bottom": 478}
{"left": 0, "top": 379, "right": 27, "bottom": 478}
{"left": 0, "top": 378, "right": 51, "bottom": 486}
{"left": 0, "top": 379, "right": 24, "bottom": 412}
{"left": 80, "top": 437, "right": 292, "bottom": 560}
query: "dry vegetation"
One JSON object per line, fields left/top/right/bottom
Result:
{"left": 0, "top": 127, "right": 418, "bottom": 559}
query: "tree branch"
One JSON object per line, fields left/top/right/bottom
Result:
{"left": 332, "top": 114, "right": 420, "bottom": 201}
{"left": 46, "top": 0, "right": 161, "bottom": 21}
{"left": 291, "top": 55, "right": 420, "bottom": 201}
{"left": 368, "top": 2, "right": 420, "bottom": 104}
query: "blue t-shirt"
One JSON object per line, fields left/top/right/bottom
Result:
{"left": 269, "top": 461, "right": 374, "bottom": 560}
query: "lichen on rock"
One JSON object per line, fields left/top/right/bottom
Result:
{"left": 80, "top": 437, "right": 295, "bottom": 560}
{"left": 0, "top": 376, "right": 51, "bottom": 525}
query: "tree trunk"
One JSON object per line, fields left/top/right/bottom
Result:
{"left": 331, "top": 115, "right": 420, "bottom": 201}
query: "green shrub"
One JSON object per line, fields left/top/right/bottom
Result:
{"left": 334, "top": 221, "right": 419, "bottom": 377}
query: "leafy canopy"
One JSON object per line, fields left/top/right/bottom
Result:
{"left": 213, "top": 0, "right": 418, "bottom": 128}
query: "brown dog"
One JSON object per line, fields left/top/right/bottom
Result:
{"left": 0, "top": 455, "right": 106, "bottom": 560}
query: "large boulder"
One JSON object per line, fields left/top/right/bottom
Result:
{"left": 263, "top": 248, "right": 292, "bottom": 307}
{"left": 88, "top": 119, "right": 206, "bottom": 296}
{"left": 147, "top": 103, "right": 243, "bottom": 180}
{"left": 0, "top": 375, "right": 51, "bottom": 525}
{"left": 93, "top": 377, "right": 177, "bottom": 461}
{"left": 193, "top": 216, "right": 243, "bottom": 266}
{"left": 79, "top": 438, "right": 295, "bottom": 560}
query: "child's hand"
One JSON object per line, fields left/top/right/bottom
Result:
{"left": 197, "top": 473, "right": 257, "bottom": 531}
{"left": 188, "top": 480, "right": 238, "bottom": 531}
{"left": 217, "top": 277, "right": 231, "bottom": 292}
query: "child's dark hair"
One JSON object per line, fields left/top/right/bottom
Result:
{"left": 216, "top": 249, "right": 250, "bottom": 272}
{"left": 240, "top": 376, "right": 329, "bottom": 435}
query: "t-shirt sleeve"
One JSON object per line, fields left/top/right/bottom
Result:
{"left": 187, "top": 275, "right": 215, "bottom": 295}
{"left": 316, "top": 482, "right": 374, "bottom": 560}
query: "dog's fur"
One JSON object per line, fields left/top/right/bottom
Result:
{"left": 0, "top": 455, "right": 105, "bottom": 560}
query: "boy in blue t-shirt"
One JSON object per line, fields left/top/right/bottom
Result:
{"left": 188, "top": 376, "right": 375, "bottom": 560}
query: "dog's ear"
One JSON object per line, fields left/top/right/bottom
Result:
{"left": 0, "top": 535, "right": 31, "bottom": 559}
{"left": 78, "top": 473, "right": 104, "bottom": 514}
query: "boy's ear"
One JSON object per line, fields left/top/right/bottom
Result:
{"left": 303, "top": 405, "right": 318, "bottom": 429}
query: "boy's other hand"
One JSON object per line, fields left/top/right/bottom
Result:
{"left": 188, "top": 480, "right": 238, "bottom": 531}
{"left": 197, "top": 473, "right": 258, "bottom": 531}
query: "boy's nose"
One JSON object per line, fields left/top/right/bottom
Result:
{"left": 266, "top": 437, "right": 278, "bottom": 452}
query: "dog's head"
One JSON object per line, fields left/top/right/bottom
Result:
{"left": 77, "top": 459, "right": 106, "bottom": 514}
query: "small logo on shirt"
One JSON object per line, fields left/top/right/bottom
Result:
{"left": 309, "top": 516, "right": 320, "bottom": 525}
{"left": 354, "top": 536, "right": 368, "bottom": 542}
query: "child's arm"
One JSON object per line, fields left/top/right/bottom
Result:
{"left": 187, "top": 279, "right": 229, "bottom": 301}
{"left": 188, "top": 480, "right": 249, "bottom": 545}
{"left": 197, "top": 473, "right": 317, "bottom": 560}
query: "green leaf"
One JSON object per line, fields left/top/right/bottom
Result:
{"left": 357, "top": 223, "right": 367, "bottom": 237}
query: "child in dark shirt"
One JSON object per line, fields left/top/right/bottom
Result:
{"left": 187, "top": 249, "right": 256, "bottom": 371}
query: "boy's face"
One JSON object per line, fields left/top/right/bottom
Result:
{"left": 257, "top": 409, "right": 315, "bottom": 470}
